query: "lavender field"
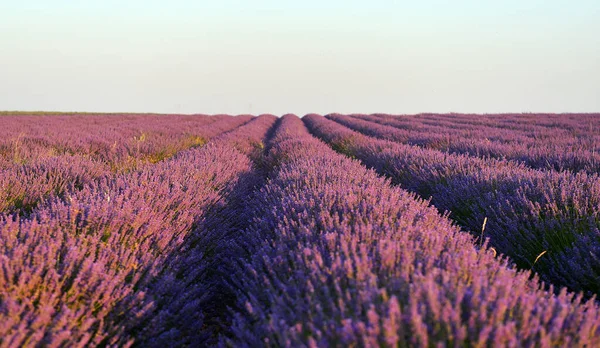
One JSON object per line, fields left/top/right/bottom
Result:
{"left": 1, "top": 113, "right": 600, "bottom": 347}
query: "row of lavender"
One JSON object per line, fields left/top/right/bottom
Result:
{"left": 224, "top": 115, "right": 599, "bottom": 346}
{"left": 2, "top": 113, "right": 600, "bottom": 346}
{"left": 334, "top": 113, "right": 600, "bottom": 174}
{"left": 0, "top": 115, "right": 252, "bottom": 216}
{"left": 305, "top": 114, "right": 600, "bottom": 298}
{"left": 0, "top": 113, "right": 247, "bottom": 166}
{"left": 0, "top": 115, "right": 276, "bottom": 346}
{"left": 413, "top": 113, "right": 600, "bottom": 135}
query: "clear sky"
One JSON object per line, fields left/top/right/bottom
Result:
{"left": 1, "top": 0, "right": 598, "bottom": 115}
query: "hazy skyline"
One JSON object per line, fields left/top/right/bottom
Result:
{"left": 1, "top": 0, "right": 599, "bottom": 115}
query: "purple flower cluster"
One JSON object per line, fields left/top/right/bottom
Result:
{"left": 304, "top": 114, "right": 600, "bottom": 297}
{"left": 2, "top": 112, "right": 599, "bottom": 346}
{"left": 0, "top": 115, "right": 252, "bottom": 216}
{"left": 226, "top": 114, "right": 600, "bottom": 346}
{"left": 331, "top": 113, "right": 600, "bottom": 174}
{"left": 0, "top": 114, "right": 218, "bottom": 165}
{"left": 0, "top": 115, "right": 274, "bottom": 346}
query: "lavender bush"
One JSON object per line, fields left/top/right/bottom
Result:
{"left": 225, "top": 114, "right": 600, "bottom": 347}
{"left": 0, "top": 115, "right": 275, "bottom": 346}
{"left": 0, "top": 115, "right": 252, "bottom": 216}
{"left": 339, "top": 113, "right": 600, "bottom": 174}
{"left": 305, "top": 114, "right": 600, "bottom": 297}
{"left": 2, "top": 112, "right": 599, "bottom": 347}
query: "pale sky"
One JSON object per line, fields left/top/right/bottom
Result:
{"left": 1, "top": 1, "right": 599, "bottom": 115}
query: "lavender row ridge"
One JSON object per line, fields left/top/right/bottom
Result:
{"left": 0, "top": 115, "right": 276, "bottom": 346}
{"left": 224, "top": 114, "right": 599, "bottom": 346}
{"left": 305, "top": 114, "right": 600, "bottom": 297}
{"left": 342, "top": 113, "right": 600, "bottom": 174}
{"left": 0, "top": 115, "right": 253, "bottom": 216}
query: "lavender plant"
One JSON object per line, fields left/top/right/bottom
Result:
{"left": 342, "top": 113, "right": 600, "bottom": 174}
{"left": 0, "top": 115, "right": 275, "bottom": 346}
{"left": 305, "top": 114, "right": 600, "bottom": 297}
{"left": 0, "top": 115, "right": 252, "bottom": 216}
{"left": 226, "top": 114, "right": 600, "bottom": 347}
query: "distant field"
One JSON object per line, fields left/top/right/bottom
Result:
{"left": 1, "top": 112, "right": 599, "bottom": 346}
